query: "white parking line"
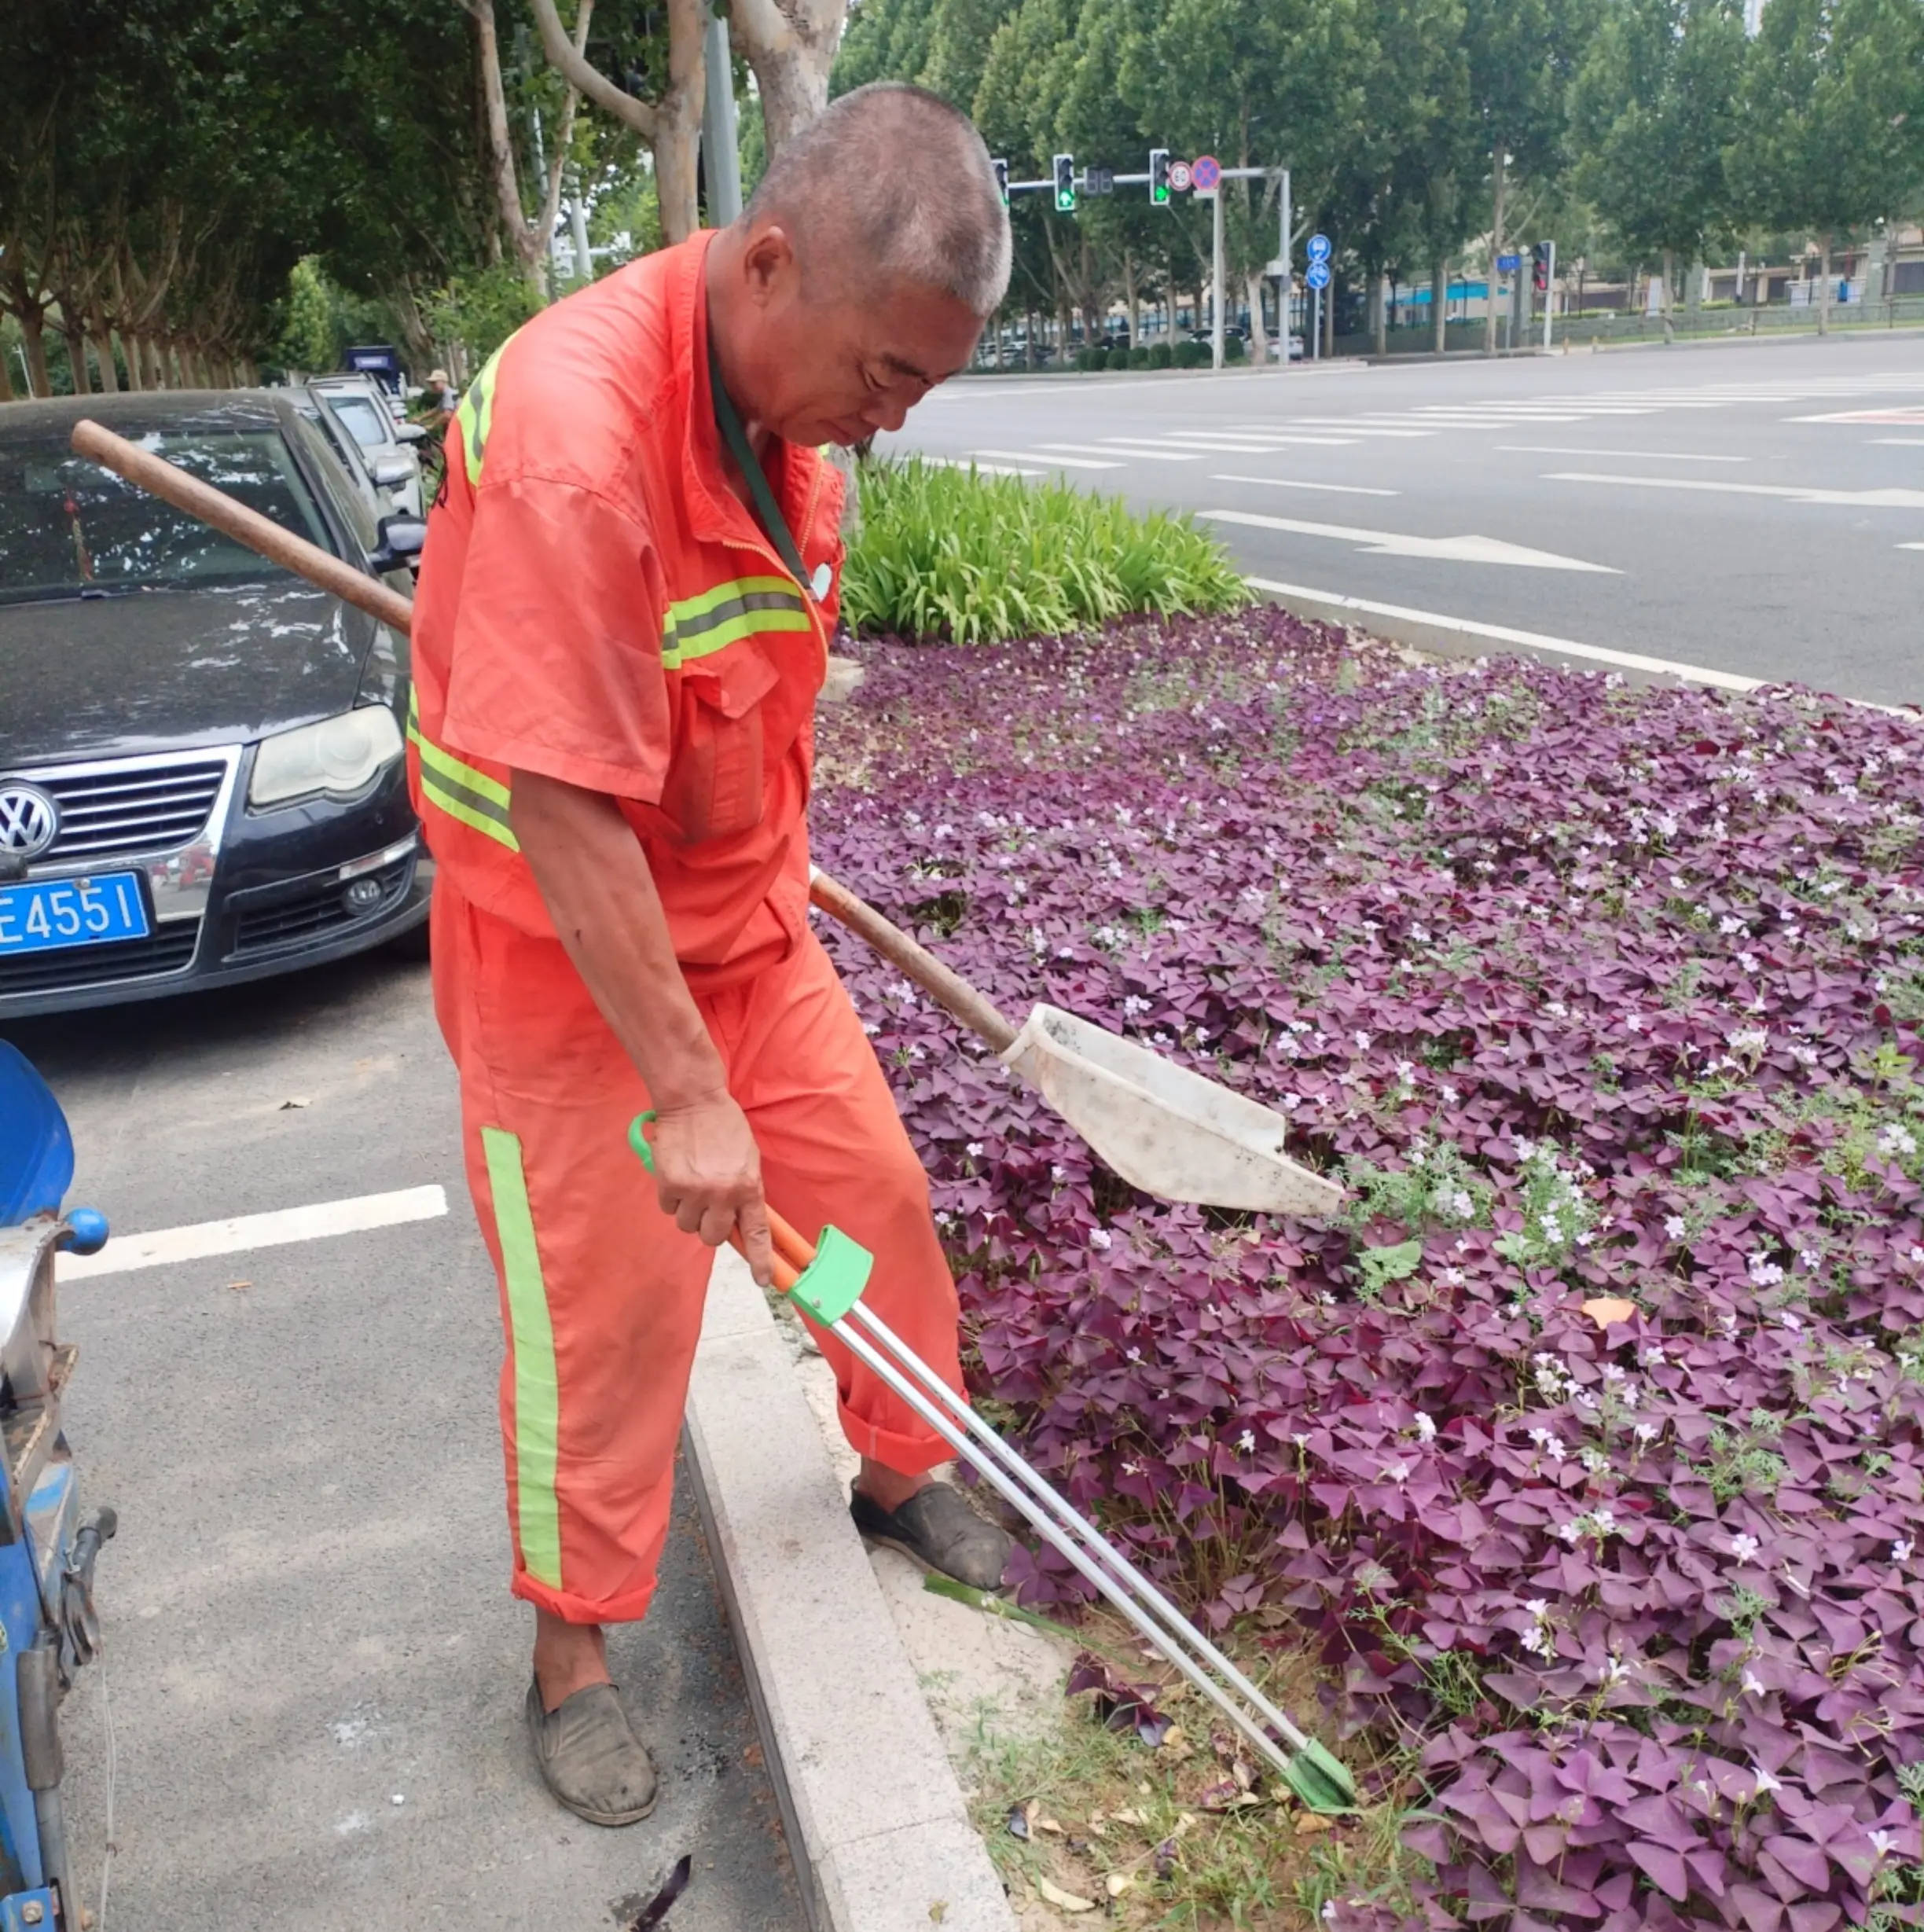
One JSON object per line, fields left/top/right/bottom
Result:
{"left": 971, "top": 448, "right": 1122, "bottom": 469}
{"left": 1210, "top": 472, "right": 1399, "bottom": 497}
{"left": 1499, "top": 446, "right": 1750, "bottom": 462}
{"left": 59, "top": 1185, "right": 450, "bottom": 1280}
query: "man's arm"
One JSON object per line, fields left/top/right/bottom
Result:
{"left": 509, "top": 769, "right": 774, "bottom": 1286}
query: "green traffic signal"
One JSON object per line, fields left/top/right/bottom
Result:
{"left": 1149, "top": 148, "right": 1169, "bottom": 206}
{"left": 1053, "top": 152, "right": 1077, "bottom": 212}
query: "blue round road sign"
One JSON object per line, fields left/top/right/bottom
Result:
{"left": 1305, "top": 260, "right": 1331, "bottom": 290}
{"left": 1191, "top": 154, "right": 1221, "bottom": 191}
{"left": 1307, "top": 232, "right": 1331, "bottom": 262}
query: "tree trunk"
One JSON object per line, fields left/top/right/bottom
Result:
{"left": 1371, "top": 273, "right": 1388, "bottom": 357}
{"left": 1124, "top": 252, "right": 1140, "bottom": 349}
{"left": 1661, "top": 248, "right": 1675, "bottom": 345}
{"left": 61, "top": 321, "right": 92, "bottom": 395}
{"left": 729, "top": 0, "right": 844, "bottom": 157}
{"left": 1245, "top": 270, "right": 1269, "bottom": 366}
{"left": 88, "top": 322, "right": 119, "bottom": 392}
{"left": 119, "top": 329, "right": 144, "bottom": 390}
{"left": 1817, "top": 233, "right": 1831, "bottom": 336}
{"left": 0, "top": 344, "right": 13, "bottom": 403}
{"left": 472, "top": 0, "right": 550, "bottom": 299}
{"left": 1432, "top": 255, "right": 1449, "bottom": 353}
{"left": 1484, "top": 142, "right": 1506, "bottom": 357}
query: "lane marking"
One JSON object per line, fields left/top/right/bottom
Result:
{"left": 1037, "top": 442, "right": 1200, "bottom": 461}
{"left": 1204, "top": 509, "right": 1616, "bottom": 571}
{"left": 1544, "top": 471, "right": 1924, "bottom": 509}
{"left": 1901, "top": 542, "right": 1924, "bottom": 553}
{"left": 59, "top": 1185, "right": 450, "bottom": 1280}
{"left": 1261, "top": 423, "right": 1434, "bottom": 437}
{"left": 1499, "top": 445, "right": 1750, "bottom": 462}
{"left": 1210, "top": 472, "right": 1400, "bottom": 498}
{"left": 919, "top": 455, "right": 1042, "bottom": 476}
{"left": 971, "top": 447, "right": 1122, "bottom": 469}
{"left": 1790, "top": 407, "right": 1924, "bottom": 424}
{"left": 1104, "top": 432, "right": 1357, "bottom": 450}
{"left": 1872, "top": 438, "right": 1924, "bottom": 447}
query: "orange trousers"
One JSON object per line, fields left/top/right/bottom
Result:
{"left": 431, "top": 884, "right": 963, "bottom": 1625}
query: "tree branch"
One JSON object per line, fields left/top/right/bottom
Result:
{"left": 528, "top": 0, "right": 660, "bottom": 142}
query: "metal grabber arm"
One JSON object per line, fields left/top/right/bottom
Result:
{"left": 625, "top": 1113, "right": 1356, "bottom": 1813}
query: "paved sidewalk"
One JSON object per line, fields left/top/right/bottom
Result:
{"left": 6, "top": 950, "right": 805, "bottom": 1930}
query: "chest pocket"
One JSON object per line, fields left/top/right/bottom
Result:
{"left": 659, "top": 647, "right": 781, "bottom": 843}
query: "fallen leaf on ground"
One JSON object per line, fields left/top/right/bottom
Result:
{"left": 1294, "top": 1812, "right": 1338, "bottom": 1836}
{"left": 279, "top": 1096, "right": 310, "bottom": 1110}
{"left": 1035, "top": 1875, "right": 1095, "bottom": 1912}
{"left": 1581, "top": 1295, "right": 1638, "bottom": 1328}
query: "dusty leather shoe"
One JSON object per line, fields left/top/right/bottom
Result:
{"left": 850, "top": 1480, "right": 1013, "bottom": 1591}
{"left": 524, "top": 1679, "right": 659, "bottom": 1827}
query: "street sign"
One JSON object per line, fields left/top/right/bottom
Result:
{"left": 1305, "top": 260, "right": 1331, "bottom": 290}
{"left": 1167, "top": 158, "right": 1193, "bottom": 193}
{"left": 1307, "top": 232, "right": 1331, "bottom": 262}
{"left": 1191, "top": 154, "right": 1221, "bottom": 193}
{"left": 1496, "top": 251, "right": 1521, "bottom": 272}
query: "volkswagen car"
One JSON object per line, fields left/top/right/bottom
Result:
{"left": 0, "top": 391, "right": 428, "bottom": 1019}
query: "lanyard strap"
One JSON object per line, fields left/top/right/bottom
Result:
{"left": 707, "top": 338, "right": 814, "bottom": 597}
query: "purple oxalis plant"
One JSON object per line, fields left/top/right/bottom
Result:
{"left": 811, "top": 608, "right": 1924, "bottom": 1932}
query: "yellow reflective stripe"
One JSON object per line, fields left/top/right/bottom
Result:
{"left": 406, "top": 690, "right": 519, "bottom": 850}
{"left": 455, "top": 340, "right": 511, "bottom": 487}
{"left": 483, "top": 1128, "right": 563, "bottom": 1590}
{"left": 662, "top": 575, "right": 811, "bottom": 670}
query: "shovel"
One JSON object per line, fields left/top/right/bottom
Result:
{"left": 629, "top": 1112, "right": 1357, "bottom": 1814}
{"left": 69, "top": 418, "right": 1341, "bottom": 1218}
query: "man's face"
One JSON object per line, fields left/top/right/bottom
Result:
{"left": 729, "top": 222, "right": 984, "bottom": 447}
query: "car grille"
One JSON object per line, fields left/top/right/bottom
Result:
{"left": 0, "top": 927, "right": 198, "bottom": 999}
{"left": 229, "top": 857, "right": 413, "bottom": 958}
{"left": 31, "top": 759, "right": 228, "bottom": 861}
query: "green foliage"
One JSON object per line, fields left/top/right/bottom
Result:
{"left": 1106, "top": 344, "right": 1131, "bottom": 369}
{"left": 277, "top": 259, "right": 338, "bottom": 376}
{"left": 424, "top": 263, "right": 543, "bottom": 370}
{"left": 1127, "top": 343, "right": 1151, "bottom": 367}
{"left": 1223, "top": 332, "right": 1246, "bottom": 361}
{"left": 1173, "top": 339, "right": 1209, "bottom": 367}
{"left": 1147, "top": 341, "right": 1173, "bottom": 369}
{"left": 839, "top": 456, "right": 1250, "bottom": 645}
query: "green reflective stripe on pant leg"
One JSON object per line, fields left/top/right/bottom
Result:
{"left": 483, "top": 1127, "right": 562, "bottom": 1589}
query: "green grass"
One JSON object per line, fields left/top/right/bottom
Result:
{"left": 839, "top": 455, "right": 1250, "bottom": 645}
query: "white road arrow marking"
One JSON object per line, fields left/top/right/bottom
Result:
{"left": 1545, "top": 472, "right": 1924, "bottom": 509}
{"left": 1203, "top": 509, "right": 1617, "bottom": 571}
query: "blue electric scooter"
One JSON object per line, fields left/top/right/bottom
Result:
{"left": 0, "top": 1040, "right": 116, "bottom": 1928}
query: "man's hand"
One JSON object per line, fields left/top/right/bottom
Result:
{"left": 648, "top": 1092, "right": 775, "bottom": 1286}
{"left": 509, "top": 769, "right": 776, "bottom": 1285}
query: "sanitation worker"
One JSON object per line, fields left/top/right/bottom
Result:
{"left": 406, "top": 82, "right": 1015, "bottom": 1827}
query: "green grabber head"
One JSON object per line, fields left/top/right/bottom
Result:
{"left": 1281, "top": 1736, "right": 1357, "bottom": 1815}
{"left": 626, "top": 1112, "right": 874, "bottom": 1328}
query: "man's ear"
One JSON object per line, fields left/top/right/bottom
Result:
{"left": 741, "top": 222, "right": 800, "bottom": 307}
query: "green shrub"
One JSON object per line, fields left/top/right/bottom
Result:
{"left": 838, "top": 457, "right": 1251, "bottom": 645}
{"left": 1127, "top": 345, "right": 1150, "bottom": 369}
{"left": 1107, "top": 345, "right": 1131, "bottom": 370}
{"left": 1225, "top": 333, "right": 1247, "bottom": 362}
{"left": 1173, "top": 339, "right": 1208, "bottom": 369}
{"left": 1147, "top": 342, "right": 1172, "bottom": 369}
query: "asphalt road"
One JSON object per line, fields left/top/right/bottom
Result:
{"left": 881, "top": 332, "right": 1924, "bottom": 707}
{"left": 2, "top": 951, "right": 805, "bottom": 1932}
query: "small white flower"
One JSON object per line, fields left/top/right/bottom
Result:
{"left": 966, "top": 1141, "right": 986, "bottom": 1159}
{"left": 1730, "top": 1533, "right": 1761, "bottom": 1563}
{"left": 863, "top": 1021, "right": 881, "bottom": 1037}
{"left": 1751, "top": 1765, "right": 1783, "bottom": 1797}
{"left": 1640, "top": 1344, "right": 1666, "bottom": 1368}
{"left": 1089, "top": 1229, "right": 1112, "bottom": 1251}
{"left": 1625, "top": 1013, "right": 1643, "bottom": 1033}
{"left": 1238, "top": 1429, "right": 1256, "bottom": 1454}
{"left": 1911, "top": 1247, "right": 1924, "bottom": 1266}
{"left": 1894, "top": 1539, "right": 1915, "bottom": 1563}
{"left": 1441, "top": 1084, "right": 1460, "bottom": 1104}
{"left": 1581, "top": 1447, "right": 1610, "bottom": 1473}
{"left": 1665, "top": 1215, "right": 1688, "bottom": 1240}
{"left": 1353, "top": 1030, "right": 1372, "bottom": 1051}
{"left": 1799, "top": 1250, "right": 1821, "bottom": 1271}
{"left": 1635, "top": 1422, "right": 1659, "bottom": 1445}
{"left": 1413, "top": 1412, "right": 1437, "bottom": 1444}
{"left": 1598, "top": 1656, "right": 1631, "bottom": 1688}
{"left": 1878, "top": 1123, "right": 1918, "bottom": 1159}
{"left": 1748, "top": 1254, "right": 1786, "bottom": 1288}
{"left": 1779, "top": 1313, "right": 1803, "bottom": 1332}
{"left": 1440, "top": 1265, "right": 1466, "bottom": 1287}
{"left": 1122, "top": 1460, "right": 1143, "bottom": 1476}
{"left": 1521, "top": 1624, "right": 1555, "bottom": 1658}
{"left": 1871, "top": 1830, "right": 1895, "bottom": 1860}
{"left": 1385, "top": 1460, "right": 1411, "bottom": 1484}
{"left": 1742, "top": 1669, "right": 1766, "bottom": 1697}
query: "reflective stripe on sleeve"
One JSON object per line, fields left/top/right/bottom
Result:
{"left": 482, "top": 1128, "right": 564, "bottom": 1590}
{"left": 407, "top": 690, "right": 520, "bottom": 850}
{"left": 454, "top": 343, "right": 509, "bottom": 487}
{"left": 662, "top": 575, "right": 811, "bottom": 670}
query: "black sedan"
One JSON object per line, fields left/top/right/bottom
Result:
{"left": 0, "top": 391, "right": 429, "bottom": 1018}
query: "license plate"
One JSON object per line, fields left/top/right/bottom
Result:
{"left": 0, "top": 872, "right": 150, "bottom": 956}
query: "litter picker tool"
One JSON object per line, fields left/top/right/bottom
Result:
{"left": 68, "top": 417, "right": 1342, "bottom": 1218}
{"left": 628, "top": 1111, "right": 1357, "bottom": 1813}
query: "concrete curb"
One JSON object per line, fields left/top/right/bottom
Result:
{"left": 681, "top": 1249, "right": 1017, "bottom": 1932}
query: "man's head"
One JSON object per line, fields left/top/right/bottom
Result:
{"left": 705, "top": 83, "right": 1012, "bottom": 448}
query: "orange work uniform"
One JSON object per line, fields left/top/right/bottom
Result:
{"left": 407, "top": 232, "right": 963, "bottom": 1625}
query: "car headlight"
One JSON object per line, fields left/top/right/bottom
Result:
{"left": 248, "top": 706, "right": 404, "bottom": 808}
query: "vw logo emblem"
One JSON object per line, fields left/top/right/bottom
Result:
{"left": 0, "top": 784, "right": 60, "bottom": 860}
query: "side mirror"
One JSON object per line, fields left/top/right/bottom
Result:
{"left": 370, "top": 513, "right": 428, "bottom": 571}
{"left": 370, "top": 451, "right": 415, "bottom": 487}
{"left": 394, "top": 422, "right": 428, "bottom": 445}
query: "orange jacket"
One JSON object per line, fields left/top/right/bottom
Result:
{"left": 407, "top": 230, "right": 846, "bottom": 990}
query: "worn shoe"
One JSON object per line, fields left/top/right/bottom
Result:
{"left": 850, "top": 1481, "right": 1014, "bottom": 1591}
{"left": 524, "top": 1678, "right": 659, "bottom": 1827}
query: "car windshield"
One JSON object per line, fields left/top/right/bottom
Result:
{"left": 324, "top": 395, "right": 389, "bottom": 450}
{"left": 0, "top": 428, "right": 332, "bottom": 606}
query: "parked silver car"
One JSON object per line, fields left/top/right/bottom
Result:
{"left": 307, "top": 373, "right": 426, "bottom": 517}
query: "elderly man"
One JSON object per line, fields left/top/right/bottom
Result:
{"left": 406, "top": 83, "right": 1013, "bottom": 1825}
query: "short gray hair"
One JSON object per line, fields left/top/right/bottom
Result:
{"left": 744, "top": 83, "right": 1012, "bottom": 317}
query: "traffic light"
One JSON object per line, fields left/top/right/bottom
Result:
{"left": 993, "top": 158, "right": 1009, "bottom": 207}
{"left": 1533, "top": 241, "right": 1553, "bottom": 296}
{"left": 1053, "top": 153, "right": 1077, "bottom": 212}
{"left": 1149, "top": 149, "right": 1170, "bottom": 205}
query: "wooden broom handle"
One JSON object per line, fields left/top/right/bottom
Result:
{"left": 808, "top": 869, "right": 1019, "bottom": 1053}
{"left": 69, "top": 417, "right": 417, "bottom": 637}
